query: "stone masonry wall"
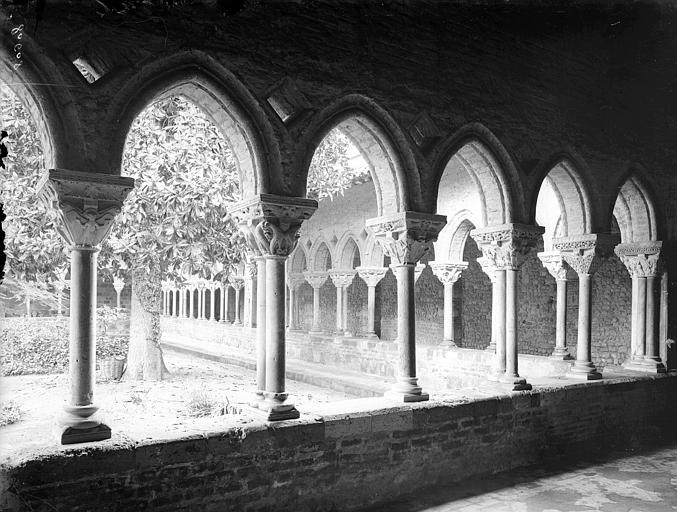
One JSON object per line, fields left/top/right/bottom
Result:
{"left": 460, "top": 238, "right": 492, "bottom": 349}
{"left": 3, "top": 375, "right": 676, "bottom": 512}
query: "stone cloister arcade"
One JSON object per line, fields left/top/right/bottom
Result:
{"left": 3, "top": 2, "right": 674, "bottom": 437}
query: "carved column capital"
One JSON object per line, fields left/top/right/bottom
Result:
{"left": 229, "top": 277, "right": 245, "bottom": 290}
{"left": 553, "top": 233, "right": 618, "bottom": 276}
{"left": 287, "top": 272, "right": 306, "bottom": 289}
{"left": 471, "top": 223, "right": 544, "bottom": 271}
{"left": 356, "top": 266, "right": 389, "bottom": 287}
{"left": 37, "top": 169, "right": 134, "bottom": 249}
{"left": 329, "top": 269, "right": 357, "bottom": 288}
{"left": 228, "top": 194, "right": 317, "bottom": 258}
{"left": 429, "top": 261, "right": 469, "bottom": 285}
{"left": 476, "top": 256, "right": 497, "bottom": 283}
{"left": 537, "top": 251, "right": 569, "bottom": 281}
{"left": 366, "top": 211, "right": 446, "bottom": 265}
{"left": 614, "top": 242, "right": 663, "bottom": 278}
{"left": 303, "top": 271, "right": 329, "bottom": 289}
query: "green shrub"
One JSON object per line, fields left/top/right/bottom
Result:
{"left": 0, "top": 307, "right": 131, "bottom": 376}
{"left": 0, "top": 317, "right": 69, "bottom": 376}
{"left": 0, "top": 400, "right": 22, "bottom": 427}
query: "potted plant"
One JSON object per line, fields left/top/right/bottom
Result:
{"left": 97, "top": 306, "right": 129, "bottom": 380}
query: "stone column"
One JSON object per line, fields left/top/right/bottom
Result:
{"left": 554, "top": 234, "right": 617, "bottom": 380}
{"left": 219, "top": 284, "right": 226, "bottom": 322}
{"left": 477, "top": 257, "right": 499, "bottom": 353}
{"left": 287, "top": 273, "right": 305, "bottom": 330}
{"left": 37, "top": 168, "right": 134, "bottom": 444}
{"left": 54, "top": 281, "right": 65, "bottom": 318}
{"left": 304, "top": 271, "right": 328, "bottom": 334}
{"left": 616, "top": 242, "right": 666, "bottom": 373}
{"left": 430, "top": 261, "right": 468, "bottom": 347}
{"left": 208, "top": 283, "right": 217, "bottom": 322}
{"left": 232, "top": 278, "right": 244, "bottom": 325}
{"left": 243, "top": 261, "right": 257, "bottom": 328}
{"left": 254, "top": 257, "right": 266, "bottom": 400}
{"left": 112, "top": 276, "right": 125, "bottom": 309}
{"left": 330, "top": 270, "right": 357, "bottom": 336}
{"left": 229, "top": 194, "right": 317, "bottom": 420}
{"left": 538, "top": 252, "right": 572, "bottom": 359}
{"left": 356, "top": 267, "right": 388, "bottom": 338}
{"left": 472, "top": 224, "right": 544, "bottom": 390}
{"left": 366, "top": 211, "right": 446, "bottom": 402}
{"left": 223, "top": 283, "right": 233, "bottom": 322}
{"left": 178, "top": 285, "right": 185, "bottom": 318}
{"left": 198, "top": 281, "right": 206, "bottom": 320}
{"left": 186, "top": 286, "right": 192, "bottom": 318}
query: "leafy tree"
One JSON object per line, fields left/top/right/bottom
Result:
{"left": 0, "top": 83, "right": 67, "bottom": 310}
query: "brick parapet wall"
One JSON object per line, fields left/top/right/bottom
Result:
{"left": 2, "top": 374, "right": 675, "bottom": 511}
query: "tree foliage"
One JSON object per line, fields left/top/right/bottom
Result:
{"left": 0, "top": 84, "right": 68, "bottom": 297}
{"left": 101, "top": 96, "right": 243, "bottom": 283}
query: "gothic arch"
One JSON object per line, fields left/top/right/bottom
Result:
{"left": 104, "top": 51, "right": 279, "bottom": 197}
{"left": 295, "top": 94, "right": 420, "bottom": 216}
{"left": 310, "top": 240, "right": 333, "bottom": 272}
{"left": 0, "top": 24, "right": 85, "bottom": 171}
{"left": 364, "top": 236, "right": 385, "bottom": 267}
{"left": 289, "top": 245, "right": 308, "bottom": 274}
{"left": 432, "top": 123, "right": 522, "bottom": 228}
{"left": 612, "top": 171, "right": 660, "bottom": 243}
{"left": 336, "top": 234, "right": 362, "bottom": 269}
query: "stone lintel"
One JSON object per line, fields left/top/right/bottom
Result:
{"left": 615, "top": 242, "right": 663, "bottom": 278}
{"left": 429, "top": 261, "right": 469, "bottom": 285}
{"left": 228, "top": 194, "right": 318, "bottom": 258}
{"left": 470, "top": 223, "right": 544, "bottom": 270}
{"left": 553, "top": 233, "right": 619, "bottom": 276}
{"left": 37, "top": 169, "right": 134, "bottom": 248}
{"left": 329, "top": 269, "right": 357, "bottom": 288}
{"left": 356, "top": 266, "right": 389, "bottom": 287}
{"left": 366, "top": 211, "right": 447, "bottom": 265}
{"left": 303, "top": 270, "right": 329, "bottom": 289}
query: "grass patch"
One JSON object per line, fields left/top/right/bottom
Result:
{"left": 0, "top": 400, "right": 22, "bottom": 427}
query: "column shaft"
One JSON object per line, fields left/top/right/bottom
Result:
{"left": 443, "top": 282, "right": 454, "bottom": 343}
{"left": 569, "top": 273, "right": 601, "bottom": 379}
{"left": 636, "top": 277, "right": 647, "bottom": 358}
{"left": 342, "top": 285, "right": 349, "bottom": 335}
{"left": 386, "top": 264, "right": 427, "bottom": 401}
{"left": 312, "top": 286, "right": 321, "bottom": 332}
{"left": 495, "top": 270, "right": 507, "bottom": 375}
{"left": 234, "top": 288, "right": 242, "bottom": 325}
{"left": 503, "top": 269, "right": 528, "bottom": 389}
{"left": 366, "top": 285, "right": 376, "bottom": 336}
{"left": 487, "top": 279, "right": 499, "bottom": 352}
{"left": 335, "top": 286, "right": 343, "bottom": 333}
{"left": 219, "top": 286, "right": 226, "bottom": 322}
{"left": 553, "top": 279, "right": 569, "bottom": 357}
{"left": 210, "top": 287, "right": 216, "bottom": 321}
{"left": 288, "top": 286, "right": 296, "bottom": 330}
{"left": 255, "top": 259, "right": 266, "bottom": 398}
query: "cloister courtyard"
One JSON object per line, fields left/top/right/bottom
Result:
{"left": 1, "top": 1, "right": 677, "bottom": 511}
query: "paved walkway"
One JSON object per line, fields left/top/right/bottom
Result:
{"left": 362, "top": 444, "right": 677, "bottom": 512}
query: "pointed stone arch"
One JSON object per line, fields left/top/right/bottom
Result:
{"left": 311, "top": 240, "right": 333, "bottom": 272}
{"left": 104, "top": 51, "right": 279, "bottom": 197}
{"left": 336, "top": 234, "right": 362, "bottom": 269}
{"left": 289, "top": 245, "right": 308, "bottom": 274}
{"left": 434, "top": 209, "right": 479, "bottom": 263}
{"left": 432, "top": 123, "right": 522, "bottom": 228}
{"left": 0, "top": 25, "right": 85, "bottom": 171}
{"left": 612, "top": 172, "right": 660, "bottom": 243}
{"left": 296, "top": 94, "right": 420, "bottom": 216}
{"left": 533, "top": 156, "right": 594, "bottom": 250}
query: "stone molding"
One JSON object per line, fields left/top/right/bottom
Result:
{"left": 537, "top": 251, "right": 568, "bottom": 281}
{"left": 356, "top": 266, "right": 389, "bottom": 287}
{"left": 329, "top": 269, "right": 357, "bottom": 288}
{"left": 37, "top": 169, "right": 134, "bottom": 248}
{"left": 366, "top": 211, "right": 446, "bottom": 265}
{"left": 615, "top": 242, "right": 663, "bottom": 278}
{"left": 553, "top": 233, "right": 618, "bottom": 276}
{"left": 228, "top": 194, "right": 318, "bottom": 258}
{"left": 429, "top": 261, "right": 469, "bottom": 285}
{"left": 471, "top": 224, "right": 545, "bottom": 270}
{"left": 303, "top": 271, "right": 328, "bottom": 289}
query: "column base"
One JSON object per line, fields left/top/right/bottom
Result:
{"left": 567, "top": 361, "right": 602, "bottom": 380}
{"left": 550, "top": 347, "right": 573, "bottom": 360}
{"left": 257, "top": 393, "right": 300, "bottom": 421}
{"left": 57, "top": 423, "right": 111, "bottom": 445}
{"left": 439, "top": 339, "right": 457, "bottom": 348}
{"left": 365, "top": 332, "right": 379, "bottom": 339}
{"left": 219, "top": 319, "right": 227, "bottom": 323}
{"left": 234, "top": 321, "right": 243, "bottom": 326}
{"left": 637, "top": 357, "right": 667, "bottom": 373}
{"left": 485, "top": 342, "right": 496, "bottom": 352}
{"left": 56, "top": 404, "right": 111, "bottom": 445}
{"left": 384, "top": 389, "right": 429, "bottom": 403}
{"left": 499, "top": 373, "right": 532, "bottom": 391}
